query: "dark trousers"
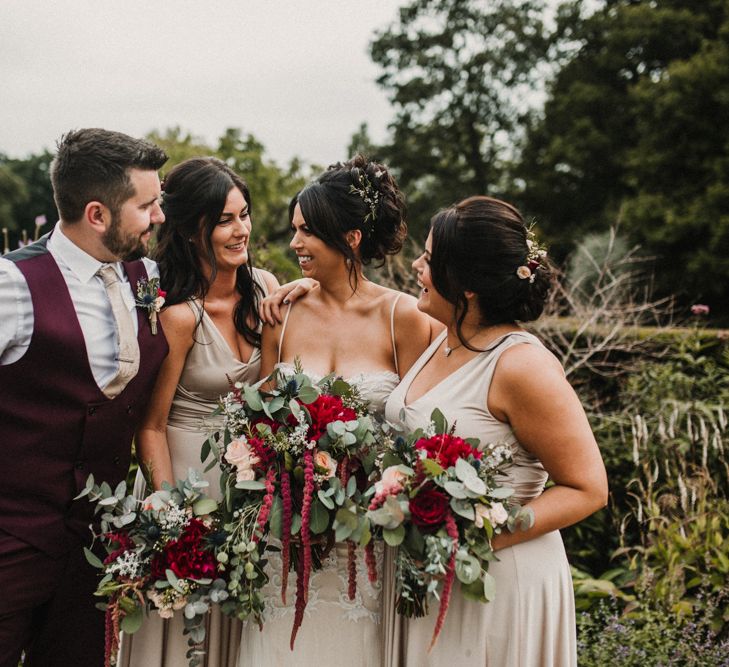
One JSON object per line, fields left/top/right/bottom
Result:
{"left": 0, "top": 530, "right": 105, "bottom": 667}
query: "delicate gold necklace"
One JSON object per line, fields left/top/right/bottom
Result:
{"left": 443, "top": 340, "right": 462, "bottom": 357}
{"left": 443, "top": 326, "right": 500, "bottom": 357}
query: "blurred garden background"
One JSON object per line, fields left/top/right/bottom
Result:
{"left": 2, "top": 1, "right": 728, "bottom": 663}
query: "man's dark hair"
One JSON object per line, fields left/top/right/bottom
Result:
{"left": 50, "top": 128, "right": 168, "bottom": 222}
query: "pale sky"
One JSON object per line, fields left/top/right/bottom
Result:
{"left": 0, "top": 1, "right": 401, "bottom": 167}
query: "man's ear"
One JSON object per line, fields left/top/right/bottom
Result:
{"left": 84, "top": 201, "right": 110, "bottom": 233}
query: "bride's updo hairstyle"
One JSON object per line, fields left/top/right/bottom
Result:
{"left": 429, "top": 195, "right": 551, "bottom": 341}
{"left": 154, "top": 157, "right": 263, "bottom": 345}
{"left": 289, "top": 154, "right": 407, "bottom": 288}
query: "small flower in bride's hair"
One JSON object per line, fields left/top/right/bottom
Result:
{"left": 691, "top": 304, "right": 710, "bottom": 316}
{"left": 516, "top": 265, "right": 532, "bottom": 280}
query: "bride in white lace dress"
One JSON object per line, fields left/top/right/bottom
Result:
{"left": 238, "top": 156, "right": 432, "bottom": 667}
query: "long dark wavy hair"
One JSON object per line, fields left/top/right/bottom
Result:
{"left": 153, "top": 157, "right": 263, "bottom": 346}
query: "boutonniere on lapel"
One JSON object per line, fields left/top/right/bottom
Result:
{"left": 135, "top": 278, "right": 166, "bottom": 335}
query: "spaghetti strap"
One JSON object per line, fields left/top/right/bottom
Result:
{"left": 389, "top": 293, "right": 403, "bottom": 376}
{"left": 277, "top": 303, "right": 294, "bottom": 364}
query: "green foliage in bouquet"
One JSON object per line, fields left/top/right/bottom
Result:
{"left": 77, "top": 471, "right": 223, "bottom": 667}
{"left": 367, "top": 409, "right": 533, "bottom": 649}
{"left": 210, "top": 364, "right": 382, "bottom": 647}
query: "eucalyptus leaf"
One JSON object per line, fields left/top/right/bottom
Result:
{"left": 346, "top": 476, "right": 357, "bottom": 497}
{"left": 243, "top": 385, "right": 263, "bottom": 412}
{"left": 268, "top": 495, "right": 282, "bottom": 539}
{"left": 120, "top": 606, "right": 143, "bottom": 634}
{"left": 317, "top": 490, "right": 335, "bottom": 510}
{"left": 297, "top": 385, "right": 319, "bottom": 404}
{"left": 383, "top": 524, "right": 405, "bottom": 547}
{"left": 444, "top": 481, "right": 467, "bottom": 499}
{"left": 290, "top": 513, "right": 302, "bottom": 535}
{"left": 309, "top": 499, "right": 330, "bottom": 534}
{"left": 192, "top": 497, "right": 218, "bottom": 516}
{"left": 455, "top": 550, "right": 481, "bottom": 584}
{"left": 235, "top": 480, "right": 267, "bottom": 491}
{"left": 482, "top": 571, "right": 496, "bottom": 601}
{"left": 84, "top": 547, "right": 104, "bottom": 570}
{"left": 450, "top": 497, "right": 475, "bottom": 520}
{"left": 268, "top": 396, "right": 285, "bottom": 415}
{"left": 166, "top": 568, "right": 184, "bottom": 593}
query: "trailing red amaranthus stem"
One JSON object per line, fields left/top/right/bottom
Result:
{"left": 338, "top": 454, "right": 350, "bottom": 486}
{"left": 290, "top": 547, "right": 306, "bottom": 650}
{"left": 429, "top": 512, "right": 459, "bottom": 651}
{"left": 301, "top": 447, "right": 315, "bottom": 604}
{"left": 364, "top": 541, "right": 378, "bottom": 583}
{"left": 347, "top": 541, "right": 357, "bottom": 600}
{"left": 280, "top": 470, "right": 292, "bottom": 604}
{"left": 253, "top": 467, "right": 277, "bottom": 543}
{"left": 104, "top": 602, "right": 116, "bottom": 667}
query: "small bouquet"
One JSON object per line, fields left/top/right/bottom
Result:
{"left": 367, "top": 409, "right": 534, "bottom": 649}
{"left": 210, "top": 364, "right": 379, "bottom": 647}
{"left": 78, "top": 470, "right": 224, "bottom": 667}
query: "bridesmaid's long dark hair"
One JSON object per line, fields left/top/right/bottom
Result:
{"left": 153, "top": 157, "right": 264, "bottom": 347}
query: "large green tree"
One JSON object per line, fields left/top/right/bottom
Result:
{"left": 517, "top": 0, "right": 729, "bottom": 315}
{"left": 369, "top": 0, "right": 550, "bottom": 237}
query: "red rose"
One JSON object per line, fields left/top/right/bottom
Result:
{"left": 291, "top": 395, "right": 357, "bottom": 442}
{"left": 150, "top": 518, "right": 217, "bottom": 580}
{"left": 409, "top": 484, "right": 450, "bottom": 533}
{"left": 415, "top": 434, "right": 482, "bottom": 469}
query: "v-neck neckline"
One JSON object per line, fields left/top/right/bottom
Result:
{"left": 199, "top": 306, "right": 259, "bottom": 366}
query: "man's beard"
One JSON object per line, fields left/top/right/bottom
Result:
{"left": 102, "top": 212, "right": 149, "bottom": 261}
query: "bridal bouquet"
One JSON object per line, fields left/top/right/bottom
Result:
{"left": 367, "top": 410, "right": 534, "bottom": 649}
{"left": 77, "top": 471, "right": 224, "bottom": 667}
{"left": 210, "top": 364, "right": 380, "bottom": 647}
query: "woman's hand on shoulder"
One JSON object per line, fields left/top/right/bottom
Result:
{"left": 259, "top": 277, "right": 318, "bottom": 326}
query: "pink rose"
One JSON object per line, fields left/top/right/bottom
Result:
{"left": 224, "top": 437, "right": 260, "bottom": 483}
{"left": 375, "top": 466, "right": 405, "bottom": 495}
{"left": 314, "top": 450, "right": 337, "bottom": 479}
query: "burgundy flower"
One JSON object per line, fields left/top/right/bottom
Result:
{"left": 415, "top": 434, "right": 482, "bottom": 469}
{"left": 292, "top": 395, "right": 357, "bottom": 442}
{"left": 150, "top": 518, "right": 217, "bottom": 580}
{"left": 409, "top": 484, "right": 450, "bottom": 533}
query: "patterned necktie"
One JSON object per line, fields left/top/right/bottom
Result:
{"left": 97, "top": 265, "right": 140, "bottom": 398}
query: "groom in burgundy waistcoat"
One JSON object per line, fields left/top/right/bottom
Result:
{"left": 0, "top": 129, "right": 169, "bottom": 667}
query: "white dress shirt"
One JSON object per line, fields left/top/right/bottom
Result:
{"left": 0, "top": 222, "right": 159, "bottom": 389}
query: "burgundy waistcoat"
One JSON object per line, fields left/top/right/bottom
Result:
{"left": 0, "top": 236, "right": 168, "bottom": 556}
